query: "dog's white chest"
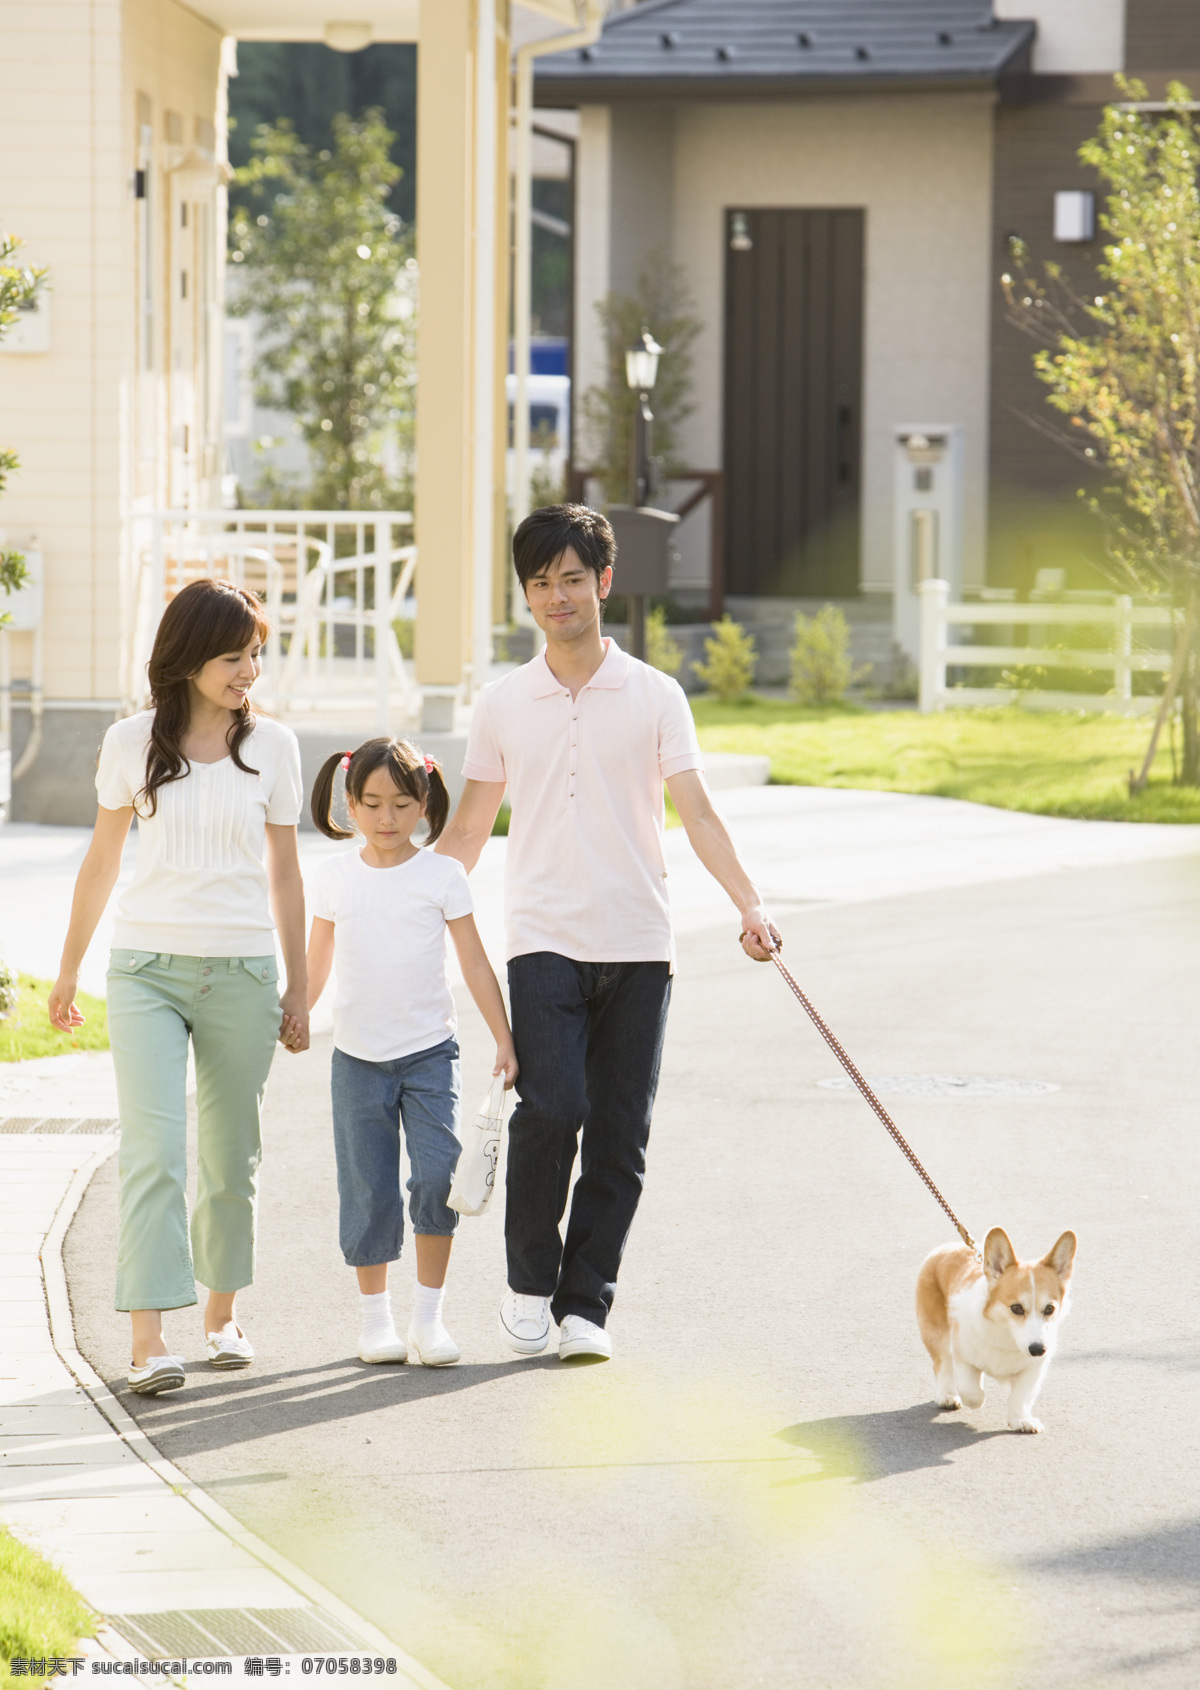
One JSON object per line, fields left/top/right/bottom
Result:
{"left": 948, "top": 1274, "right": 1035, "bottom": 1379}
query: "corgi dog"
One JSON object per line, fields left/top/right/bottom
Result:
{"left": 916, "top": 1227, "right": 1077, "bottom": 1433}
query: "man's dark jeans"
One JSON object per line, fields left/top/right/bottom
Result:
{"left": 505, "top": 952, "right": 672, "bottom": 1328}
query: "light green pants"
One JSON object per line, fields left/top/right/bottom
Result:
{"left": 106, "top": 950, "right": 281, "bottom": 1312}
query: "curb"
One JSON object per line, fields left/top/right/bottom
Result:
{"left": 34, "top": 1131, "right": 450, "bottom": 1690}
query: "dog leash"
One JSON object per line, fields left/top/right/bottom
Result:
{"left": 755, "top": 938, "right": 978, "bottom": 1253}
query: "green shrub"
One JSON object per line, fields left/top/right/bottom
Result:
{"left": 0, "top": 959, "right": 17, "bottom": 1021}
{"left": 692, "top": 616, "right": 757, "bottom": 701}
{"left": 789, "top": 605, "right": 865, "bottom": 704}
{"left": 646, "top": 605, "right": 683, "bottom": 676}
{"left": 0, "top": 1525, "right": 93, "bottom": 1679}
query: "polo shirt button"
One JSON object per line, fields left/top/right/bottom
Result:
{"left": 202, "top": 967, "right": 212, "bottom": 975}
{"left": 261, "top": 968, "right": 268, "bottom": 978}
{"left": 200, "top": 985, "right": 210, "bottom": 995}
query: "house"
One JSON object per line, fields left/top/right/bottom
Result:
{"left": 536, "top": 0, "right": 1200, "bottom": 667}
{"left": 0, "top": 0, "right": 591, "bottom": 824}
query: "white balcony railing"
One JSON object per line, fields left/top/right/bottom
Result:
{"left": 131, "top": 510, "right": 418, "bottom": 729}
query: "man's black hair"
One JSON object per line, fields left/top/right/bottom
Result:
{"left": 512, "top": 503, "right": 616, "bottom": 590}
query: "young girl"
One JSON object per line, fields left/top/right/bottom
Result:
{"left": 304, "top": 737, "right": 517, "bottom": 1367}
{"left": 49, "top": 578, "right": 308, "bottom": 1396}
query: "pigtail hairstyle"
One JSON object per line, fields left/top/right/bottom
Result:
{"left": 139, "top": 578, "right": 270, "bottom": 817}
{"left": 310, "top": 750, "right": 356, "bottom": 840}
{"left": 310, "top": 736, "right": 449, "bottom": 844}
{"left": 422, "top": 755, "right": 450, "bottom": 844}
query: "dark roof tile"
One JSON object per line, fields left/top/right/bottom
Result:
{"left": 535, "top": 0, "right": 1034, "bottom": 97}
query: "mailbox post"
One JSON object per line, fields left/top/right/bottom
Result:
{"left": 607, "top": 505, "right": 680, "bottom": 659}
{"left": 892, "top": 425, "right": 963, "bottom": 663}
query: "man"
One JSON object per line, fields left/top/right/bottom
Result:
{"left": 437, "top": 504, "right": 778, "bottom": 1362}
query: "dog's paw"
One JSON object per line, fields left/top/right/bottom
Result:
{"left": 1009, "top": 1415, "right": 1044, "bottom": 1434}
{"left": 935, "top": 1395, "right": 962, "bottom": 1411}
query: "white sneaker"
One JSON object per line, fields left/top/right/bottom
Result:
{"left": 558, "top": 1314, "right": 612, "bottom": 1363}
{"left": 128, "top": 1355, "right": 186, "bottom": 1395}
{"left": 204, "top": 1323, "right": 254, "bottom": 1369}
{"left": 358, "top": 1323, "right": 407, "bottom": 1364}
{"left": 499, "top": 1290, "right": 551, "bottom": 1356}
{"left": 407, "top": 1319, "right": 461, "bottom": 1367}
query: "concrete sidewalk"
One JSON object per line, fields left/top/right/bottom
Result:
{"left": 0, "top": 1121, "right": 444, "bottom": 1683}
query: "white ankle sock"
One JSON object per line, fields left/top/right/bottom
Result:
{"left": 412, "top": 1282, "right": 445, "bottom": 1327}
{"left": 359, "top": 1290, "right": 396, "bottom": 1340}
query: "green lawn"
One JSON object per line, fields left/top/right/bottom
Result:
{"left": 691, "top": 699, "right": 1200, "bottom": 823}
{"left": 0, "top": 975, "right": 109, "bottom": 1064}
{"left": 0, "top": 1527, "right": 93, "bottom": 1682}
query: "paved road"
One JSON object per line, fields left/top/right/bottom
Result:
{"left": 65, "top": 826, "right": 1200, "bottom": 1690}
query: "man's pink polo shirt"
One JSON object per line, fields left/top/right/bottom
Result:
{"left": 461, "top": 637, "right": 704, "bottom": 963}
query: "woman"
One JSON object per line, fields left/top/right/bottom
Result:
{"left": 49, "top": 578, "right": 309, "bottom": 1395}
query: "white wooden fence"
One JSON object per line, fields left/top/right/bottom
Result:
{"left": 917, "top": 578, "right": 1178, "bottom": 716}
{"left": 131, "top": 510, "right": 418, "bottom": 729}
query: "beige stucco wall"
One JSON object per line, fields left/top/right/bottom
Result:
{"left": 0, "top": 0, "right": 223, "bottom": 708}
{"left": 669, "top": 94, "right": 996, "bottom": 592}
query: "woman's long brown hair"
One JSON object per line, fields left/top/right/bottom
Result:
{"left": 138, "top": 579, "right": 270, "bottom": 816}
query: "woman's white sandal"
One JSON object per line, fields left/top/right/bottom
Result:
{"left": 205, "top": 1323, "right": 254, "bottom": 1369}
{"left": 128, "top": 1355, "right": 186, "bottom": 1395}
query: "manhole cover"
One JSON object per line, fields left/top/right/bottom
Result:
{"left": 815, "top": 1075, "right": 1060, "bottom": 1097}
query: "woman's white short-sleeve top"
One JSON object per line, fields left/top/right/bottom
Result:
{"left": 96, "top": 711, "right": 303, "bottom": 958}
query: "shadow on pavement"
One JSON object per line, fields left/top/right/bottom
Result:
{"left": 775, "top": 1402, "right": 1008, "bottom": 1485}
{"left": 102, "top": 1356, "right": 557, "bottom": 1458}
{"left": 1023, "top": 1519, "right": 1200, "bottom": 1678}
{"left": 1025, "top": 1517, "right": 1200, "bottom": 1584}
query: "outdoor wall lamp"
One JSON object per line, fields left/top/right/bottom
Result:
{"left": 729, "top": 211, "right": 753, "bottom": 251}
{"left": 1053, "top": 190, "right": 1095, "bottom": 243}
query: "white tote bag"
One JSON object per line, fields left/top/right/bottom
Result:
{"left": 447, "top": 1075, "right": 507, "bottom": 1217}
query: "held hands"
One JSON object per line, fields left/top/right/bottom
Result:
{"left": 278, "top": 987, "right": 310, "bottom": 1054}
{"left": 48, "top": 973, "right": 85, "bottom": 1033}
{"left": 493, "top": 1037, "right": 519, "bottom": 1090}
{"left": 739, "top": 904, "right": 782, "bottom": 962}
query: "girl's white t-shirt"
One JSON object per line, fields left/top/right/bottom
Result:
{"left": 96, "top": 710, "right": 303, "bottom": 958}
{"left": 308, "top": 847, "right": 474, "bottom": 1063}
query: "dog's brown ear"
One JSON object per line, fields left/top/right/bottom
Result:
{"left": 983, "top": 1227, "right": 1016, "bottom": 1281}
{"left": 1042, "top": 1230, "right": 1077, "bottom": 1281}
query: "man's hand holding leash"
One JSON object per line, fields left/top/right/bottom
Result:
{"left": 738, "top": 904, "right": 780, "bottom": 961}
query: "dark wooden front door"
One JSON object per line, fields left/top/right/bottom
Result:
{"left": 723, "top": 208, "right": 864, "bottom": 597}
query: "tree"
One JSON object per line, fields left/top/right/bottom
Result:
{"left": 229, "top": 110, "right": 416, "bottom": 511}
{"left": 1004, "top": 78, "right": 1200, "bottom": 789}
{"left": 580, "top": 248, "right": 701, "bottom": 506}
{"left": 228, "top": 43, "right": 416, "bottom": 225}
{"left": 0, "top": 234, "right": 46, "bottom": 625}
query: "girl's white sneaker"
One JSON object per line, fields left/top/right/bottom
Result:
{"left": 406, "top": 1319, "right": 461, "bottom": 1367}
{"left": 358, "top": 1323, "right": 407, "bottom": 1364}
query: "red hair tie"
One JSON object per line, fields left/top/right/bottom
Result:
{"left": 339, "top": 753, "right": 352, "bottom": 773}
{"left": 424, "top": 755, "right": 434, "bottom": 774}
